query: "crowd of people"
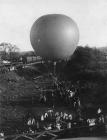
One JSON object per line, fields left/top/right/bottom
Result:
{"left": 0, "top": 108, "right": 105, "bottom": 138}
{"left": 24, "top": 108, "right": 105, "bottom": 134}
{"left": 25, "top": 109, "right": 73, "bottom": 133}
{"left": 38, "top": 76, "right": 80, "bottom": 110}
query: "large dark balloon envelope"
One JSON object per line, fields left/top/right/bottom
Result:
{"left": 30, "top": 14, "right": 79, "bottom": 60}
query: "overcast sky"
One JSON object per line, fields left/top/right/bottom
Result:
{"left": 0, "top": 0, "right": 107, "bottom": 51}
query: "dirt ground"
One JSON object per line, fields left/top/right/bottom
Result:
{"left": 58, "top": 137, "right": 107, "bottom": 140}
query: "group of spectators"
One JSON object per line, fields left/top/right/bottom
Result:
{"left": 39, "top": 77, "right": 81, "bottom": 110}
{"left": 26, "top": 109, "right": 74, "bottom": 133}
{"left": 24, "top": 107, "right": 105, "bottom": 134}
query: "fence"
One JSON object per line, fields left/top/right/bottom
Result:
{"left": 0, "top": 124, "right": 106, "bottom": 140}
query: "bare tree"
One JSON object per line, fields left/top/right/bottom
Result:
{"left": 0, "top": 42, "right": 20, "bottom": 61}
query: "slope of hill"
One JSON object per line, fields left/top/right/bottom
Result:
{"left": 98, "top": 46, "right": 107, "bottom": 54}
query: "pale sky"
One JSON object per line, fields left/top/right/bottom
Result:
{"left": 0, "top": 0, "right": 107, "bottom": 51}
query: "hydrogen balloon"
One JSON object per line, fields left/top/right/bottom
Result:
{"left": 30, "top": 14, "right": 79, "bottom": 60}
